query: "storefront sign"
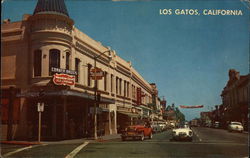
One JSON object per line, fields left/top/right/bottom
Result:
{"left": 51, "top": 67, "right": 77, "bottom": 75}
{"left": 53, "top": 73, "right": 75, "bottom": 86}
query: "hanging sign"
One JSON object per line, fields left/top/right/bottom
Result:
{"left": 90, "top": 67, "right": 104, "bottom": 80}
{"left": 179, "top": 105, "right": 204, "bottom": 109}
{"left": 53, "top": 73, "right": 75, "bottom": 86}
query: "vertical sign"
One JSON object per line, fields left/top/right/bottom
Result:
{"left": 137, "top": 87, "right": 141, "bottom": 105}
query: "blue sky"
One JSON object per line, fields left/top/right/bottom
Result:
{"left": 2, "top": 0, "right": 249, "bottom": 120}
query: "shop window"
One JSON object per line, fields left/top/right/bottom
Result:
{"left": 34, "top": 49, "right": 42, "bottom": 77}
{"left": 66, "top": 52, "right": 70, "bottom": 70}
{"left": 75, "top": 58, "right": 80, "bottom": 82}
{"left": 49, "top": 49, "right": 60, "bottom": 75}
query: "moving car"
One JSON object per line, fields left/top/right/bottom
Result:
{"left": 228, "top": 122, "right": 244, "bottom": 132}
{"left": 171, "top": 126, "right": 193, "bottom": 141}
{"left": 151, "top": 122, "right": 161, "bottom": 133}
{"left": 121, "top": 125, "right": 153, "bottom": 141}
{"left": 213, "top": 121, "right": 220, "bottom": 128}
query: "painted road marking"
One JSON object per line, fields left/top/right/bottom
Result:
{"left": 192, "top": 129, "right": 202, "bottom": 142}
{"left": 65, "top": 141, "right": 89, "bottom": 158}
{"left": 3, "top": 144, "right": 47, "bottom": 157}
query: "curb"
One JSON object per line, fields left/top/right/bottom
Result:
{"left": 1, "top": 141, "right": 42, "bottom": 145}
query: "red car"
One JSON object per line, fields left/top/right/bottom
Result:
{"left": 121, "top": 125, "right": 153, "bottom": 141}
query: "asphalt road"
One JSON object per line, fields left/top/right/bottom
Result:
{"left": 1, "top": 127, "right": 248, "bottom": 158}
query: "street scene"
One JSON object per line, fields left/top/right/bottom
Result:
{"left": 1, "top": 127, "right": 248, "bottom": 158}
{"left": 1, "top": 0, "right": 249, "bottom": 157}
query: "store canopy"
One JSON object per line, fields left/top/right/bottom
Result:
{"left": 17, "top": 90, "right": 115, "bottom": 104}
{"left": 117, "top": 111, "right": 140, "bottom": 118}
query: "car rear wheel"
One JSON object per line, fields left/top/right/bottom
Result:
{"left": 121, "top": 137, "right": 126, "bottom": 141}
{"left": 149, "top": 133, "right": 153, "bottom": 139}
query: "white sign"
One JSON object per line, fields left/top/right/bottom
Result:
{"left": 37, "top": 102, "right": 44, "bottom": 112}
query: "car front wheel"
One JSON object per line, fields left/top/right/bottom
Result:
{"left": 140, "top": 135, "right": 145, "bottom": 141}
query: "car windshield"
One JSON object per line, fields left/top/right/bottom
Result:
{"left": 231, "top": 122, "right": 242, "bottom": 125}
{"left": 127, "top": 127, "right": 136, "bottom": 132}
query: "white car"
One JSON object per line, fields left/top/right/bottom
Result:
{"left": 172, "top": 126, "right": 193, "bottom": 141}
{"left": 228, "top": 122, "right": 244, "bottom": 132}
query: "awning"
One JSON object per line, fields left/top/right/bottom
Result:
{"left": 16, "top": 90, "right": 115, "bottom": 104}
{"left": 117, "top": 111, "right": 140, "bottom": 118}
{"left": 140, "top": 105, "right": 152, "bottom": 111}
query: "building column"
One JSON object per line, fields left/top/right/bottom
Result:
{"left": 52, "top": 104, "right": 57, "bottom": 139}
{"left": 108, "top": 111, "right": 112, "bottom": 134}
{"left": 62, "top": 96, "right": 67, "bottom": 139}
{"left": 114, "top": 111, "right": 117, "bottom": 134}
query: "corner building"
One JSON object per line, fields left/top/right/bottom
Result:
{"left": 1, "top": 0, "right": 155, "bottom": 140}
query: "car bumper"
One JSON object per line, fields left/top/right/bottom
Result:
{"left": 172, "top": 135, "right": 192, "bottom": 140}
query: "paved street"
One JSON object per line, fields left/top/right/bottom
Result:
{"left": 1, "top": 127, "right": 248, "bottom": 158}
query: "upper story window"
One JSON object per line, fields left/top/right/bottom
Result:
{"left": 116, "top": 77, "right": 119, "bottom": 94}
{"left": 49, "top": 49, "right": 60, "bottom": 75}
{"left": 111, "top": 74, "right": 114, "bottom": 93}
{"left": 34, "top": 49, "right": 42, "bottom": 77}
{"left": 66, "top": 52, "right": 70, "bottom": 70}
{"left": 124, "top": 81, "right": 126, "bottom": 97}
{"left": 75, "top": 58, "right": 80, "bottom": 82}
{"left": 87, "top": 64, "right": 92, "bottom": 87}
{"left": 104, "top": 72, "right": 107, "bottom": 91}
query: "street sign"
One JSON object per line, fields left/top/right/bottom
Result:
{"left": 37, "top": 102, "right": 44, "bottom": 112}
{"left": 90, "top": 67, "right": 104, "bottom": 80}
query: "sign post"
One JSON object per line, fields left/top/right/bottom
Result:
{"left": 37, "top": 102, "right": 44, "bottom": 143}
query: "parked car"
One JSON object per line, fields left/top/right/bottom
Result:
{"left": 151, "top": 122, "right": 161, "bottom": 133}
{"left": 171, "top": 126, "right": 193, "bottom": 141}
{"left": 213, "top": 121, "right": 220, "bottom": 128}
{"left": 158, "top": 122, "right": 167, "bottom": 131}
{"left": 228, "top": 122, "right": 244, "bottom": 133}
{"left": 121, "top": 125, "right": 153, "bottom": 141}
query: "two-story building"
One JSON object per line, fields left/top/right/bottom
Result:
{"left": 1, "top": 0, "right": 157, "bottom": 141}
{"left": 220, "top": 69, "right": 249, "bottom": 130}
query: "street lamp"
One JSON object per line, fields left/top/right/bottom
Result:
{"left": 93, "top": 47, "right": 112, "bottom": 139}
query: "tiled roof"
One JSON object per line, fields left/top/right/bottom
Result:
{"left": 33, "top": 0, "right": 69, "bottom": 17}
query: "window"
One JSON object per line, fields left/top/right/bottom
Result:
{"left": 34, "top": 49, "right": 42, "bottom": 77}
{"left": 87, "top": 64, "right": 92, "bottom": 86}
{"left": 66, "top": 52, "right": 70, "bottom": 70}
{"left": 103, "top": 72, "right": 107, "bottom": 91}
{"left": 119, "top": 79, "right": 122, "bottom": 95}
{"left": 124, "top": 81, "right": 126, "bottom": 97}
{"left": 75, "top": 58, "right": 80, "bottom": 82}
{"left": 127, "top": 82, "right": 129, "bottom": 98}
{"left": 111, "top": 74, "right": 114, "bottom": 93}
{"left": 49, "top": 49, "right": 60, "bottom": 75}
{"left": 116, "top": 77, "right": 119, "bottom": 94}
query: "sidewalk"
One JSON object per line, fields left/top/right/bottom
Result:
{"left": 0, "top": 134, "right": 121, "bottom": 146}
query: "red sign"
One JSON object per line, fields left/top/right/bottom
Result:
{"left": 53, "top": 73, "right": 75, "bottom": 86}
{"left": 90, "top": 67, "right": 104, "bottom": 80}
{"left": 179, "top": 105, "right": 204, "bottom": 109}
{"left": 137, "top": 87, "right": 141, "bottom": 105}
